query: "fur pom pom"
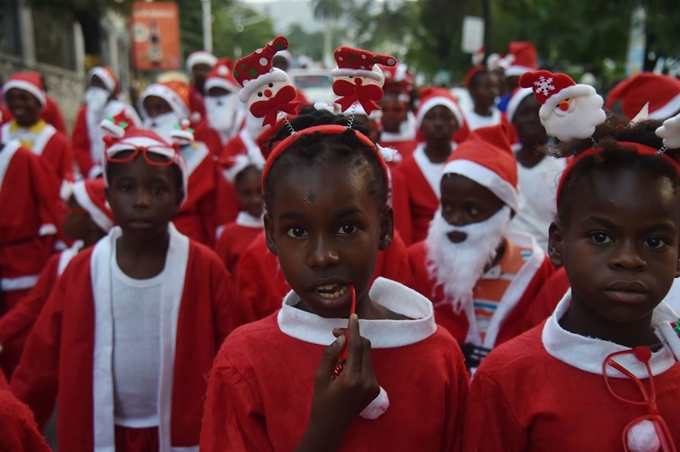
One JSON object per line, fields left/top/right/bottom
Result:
{"left": 627, "top": 420, "right": 660, "bottom": 452}
{"left": 359, "top": 385, "right": 389, "bottom": 420}
{"left": 100, "top": 118, "right": 126, "bottom": 139}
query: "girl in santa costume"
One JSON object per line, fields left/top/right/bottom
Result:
{"left": 1, "top": 72, "right": 73, "bottom": 183}
{"left": 11, "top": 124, "right": 242, "bottom": 452}
{"left": 376, "top": 63, "right": 418, "bottom": 160}
{"left": 0, "top": 178, "right": 113, "bottom": 377}
{"left": 72, "top": 66, "right": 141, "bottom": 179}
{"left": 139, "top": 80, "right": 232, "bottom": 246}
{"left": 200, "top": 40, "right": 468, "bottom": 452}
{"left": 463, "top": 70, "right": 680, "bottom": 451}
{"left": 0, "top": 369, "right": 51, "bottom": 452}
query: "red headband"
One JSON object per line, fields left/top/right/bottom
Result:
{"left": 556, "top": 142, "right": 680, "bottom": 207}
{"left": 261, "top": 124, "right": 389, "bottom": 197}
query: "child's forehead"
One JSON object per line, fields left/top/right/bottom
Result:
{"left": 441, "top": 173, "right": 495, "bottom": 198}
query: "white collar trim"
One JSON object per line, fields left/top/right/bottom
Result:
{"left": 277, "top": 278, "right": 437, "bottom": 348}
{"left": 235, "top": 211, "right": 264, "bottom": 228}
{"left": 542, "top": 291, "right": 679, "bottom": 378}
{"left": 413, "top": 143, "right": 455, "bottom": 198}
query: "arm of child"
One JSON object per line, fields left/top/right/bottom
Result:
{"left": 462, "top": 371, "right": 528, "bottom": 452}
{"left": 9, "top": 280, "right": 65, "bottom": 429}
{"left": 295, "top": 315, "right": 380, "bottom": 452}
{"left": 71, "top": 107, "right": 94, "bottom": 178}
{"left": 210, "top": 257, "right": 245, "bottom": 346}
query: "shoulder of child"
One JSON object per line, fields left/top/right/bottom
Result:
{"left": 217, "top": 313, "right": 281, "bottom": 358}
{"left": 188, "top": 238, "right": 231, "bottom": 271}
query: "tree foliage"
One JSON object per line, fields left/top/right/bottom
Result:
{"left": 211, "top": 4, "right": 276, "bottom": 59}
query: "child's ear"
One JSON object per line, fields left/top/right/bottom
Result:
{"left": 264, "top": 213, "right": 278, "bottom": 256}
{"left": 378, "top": 205, "right": 395, "bottom": 251}
{"left": 548, "top": 221, "right": 564, "bottom": 268}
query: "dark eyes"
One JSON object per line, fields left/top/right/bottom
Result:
{"left": 645, "top": 237, "right": 668, "bottom": 249}
{"left": 285, "top": 224, "right": 358, "bottom": 238}
{"left": 590, "top": 232, "right": 613, "bottom": 244}
{"left": 286, "top": 227, "right": 307, "bottom": 238}
{"left": 589, "top": 233, "right": 668, "bottom": 249}
{"left": 337, "top": 224, "right": 357, "bottom": 235}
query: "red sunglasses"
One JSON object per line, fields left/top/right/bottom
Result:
{"left": 105, "top": 146, "right": 177, "bottom": 167}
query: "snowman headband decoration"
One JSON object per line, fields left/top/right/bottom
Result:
{"left": 260, "top": 43, "right": 396, "bottom": 197}
{"left": 520, "top": 70, "right": 680, "bottom": 205}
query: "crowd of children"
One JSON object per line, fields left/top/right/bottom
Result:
{"left": 0, "top": 35, "right": 680, "bottom": 451}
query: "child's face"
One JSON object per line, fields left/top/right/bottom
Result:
{"left": 440, "top": 174, "right": 505, "bottom": 236}
{"left": 235, "top": 167, "right": 264, "bottom": 218}
{"left": 264, "top": 160, "right": 393, "bottom": 318}
{"left": 550, "top": 167, "right": 680, "bottom": 323}
{"left": 379, "top": 94, "right": 407, "bottom": 132}
{"left": 5, "top": 88, "right": 41, "bottom": 127}
{"left": 421, "top": 105, "right": 458, "bottom": 144}
{"left": 207, "top": 86, "right": 231, "bottom": 98}
{"left": 62, "top": 195, "right": 95, "bottom": 241}
{"left": 469, "top": 73, "right": 499, "bottom": 110}
{"left": 512, "top": 96, "right": 547, "bottom": 147}
{"left": 106, "top": 154, "right": 182, "bottom": 241}
{"left": 90, "top": 75, "right": 107, "bottom": 90}
{"left": 143, "top": 96, "right": 173, "bottom": 119}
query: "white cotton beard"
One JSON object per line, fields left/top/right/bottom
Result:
{"left": 425, "top": 206, "right": 512, "bottom": 313}
{"left": 205, "top": 94, "right": 240, "bottom": 134}
{"left": 143, "top": 111, "right": 180, "bottom": 143}
{"left": 244, "top": 111, "right": 265, "bottom": 140}
{"left": 84, "top": 87, "right": 109, "bottom": 114}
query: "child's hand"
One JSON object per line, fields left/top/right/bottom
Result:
{"left": 295, "top": 314, "right": 380, "bottom": 452}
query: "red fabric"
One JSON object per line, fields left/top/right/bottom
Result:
{"left": 378, "top": 138, "right": 416, "bottom": 162}
{"left": 249, "top": 85, "right": 300, "bottom": 128}
{"left": 10, "top": 242, "right": 244, "bottom": 451}
{"left": 506, "top": 42, "right": 538, "bottom": 73}
{"left": 390, "top": 169, "right": 413, "bottom": 246}
{"left": 115, "top": 425, "right": 159, "bottom": 452}
{"left": 189, "top": 84, "right": 206, "bottom": 124}
{"left": 605, "top": 73, "right": 680, "bottom": 119}
{"left": 0, "top": 106, "right": 9, "bottom": 125}
{"left": 522, "top": 267, "right": 569, "bottom": 330}
{"left": 408, "top": 240, "right": 554, "bottom": 346}
{"left": 463, "top": 324, "right": 680, "bottom": 451}
{"left": 237, "top": 231, "right": 415, "bottom": 323}
{"left": 194, "top": 120, "right": 224, "bottom": 156}
{"left": 519, "top": 70, "right": 576, "bottom": 105}
{"left": 200, "top": 314, "right": 468, "bottom": 452}
{"left": 214, "top": 222, "right": 262, "bottom": 278}
{"left": 394, "top": 154, "right": 440, "bottom": 244}
{"left": 233, "top": 36, "right": 288, "bottom": 88}
{"left": 0, "top": 389, "right": 51, "bottom": 452}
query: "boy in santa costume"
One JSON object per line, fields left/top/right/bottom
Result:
{"left": 377, "top": 63, "right": 417, "bottom": 160}
{"left": 139, "top": 80, "right": 231, "bottom": 246}
{"left": 497, "top": 42, "right": 538, "bottom": 112}
{"left": 1, "top": 72, "right": 73, "bottom": 183}
{"left": 72, "top": 66, "right": 141, "bottom": 179}
{"left": 606, "top": 72, "right": 680, "bottom": 121}
{"left": 463, "top": 66, "right": 512, "bottom": 133}
{"left": 396, "top": 87, "right": 468, "bottom": 244}
{"left": 505, "top": 86, "right": 566, "bottom": 250}
{"left": 408, "top": 124, "right": 553, "bottom": 369}
{"left": 186, "top": 50, "right": 217, "bottom": 124}
{"left": 11, "top": 124, "right": 242, "bottom": 452}
{"left": 193, "top": 57, "right": 246, "bottom": 155}
{"left": 0, "top": 178, "right": 113, "bottom": 376}
{"left": 0, "top": 139, "right": 63, "bottom": 378}
{"left": 0, "top": 370, "right": 51, "bottom": 452}
{"left": 463, "top": 70, "right": 680, "bottom": 451}
{"left": 2, "top": 76, "right": 67, "bottom": 134}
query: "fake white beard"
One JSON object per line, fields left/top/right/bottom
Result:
{"left": 244, "top": 111, "right": 265, "bottom": 140}
{"left": 143, "top": 111, "right": 180, "bottom": 143}
{"left": 205, "top": 94, "right": 240, "bottom": 134}
{"left": 84, "top": 87, "right": 109, "bottom": 114}
{"left": 425, "top": 206, "right": 512, "bottom": 313}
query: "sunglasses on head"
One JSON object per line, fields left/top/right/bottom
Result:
{"left": 105, "top": 146, "right": 176, "bottom": 167}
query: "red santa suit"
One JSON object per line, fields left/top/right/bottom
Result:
{"left": 0, "top": 383, "right": 51, "bottom": 452}
{"left": 463, "top": 293, "right": 680, "bottom": 451}
{"left": 200, "top": 278, "right": 469, "bottom": 452}
{"left": 11, "top": 225, "right": 243, "bottom": 452}
{"left": 237, "top": 231, "right": 415, "bottom": 324}
{"left": 214, "top": 212, "right": 263, "bottom": 278}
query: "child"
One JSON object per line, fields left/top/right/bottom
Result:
{"left": 397, "top": 87, "right": 467, "bottom": 243}
{"left": 408, "top": 125, "right": 553, "bottom": 369}
{"left": 200, "top": 44, "right": 468, "bottom": 451}
{"left": 0, "top": 178, "right": 113, "bottom": 371}
{"left": 2, "top": 75, "right": 67, "bottom": 134}
{"left": 1, "top": 72, "right": 73, "bottom": 183}
{"left": 463, "top": 66, "right": 504, "bottom": 131}
{"left": 377, "top": 67, "right": 417, "bottom": 160}
{"left": 11, "top": 125, "right": 241, "bottom": 451}
{"left": 139, "top": 80, "right": 231, "bottom": 245}
{"left": 464, "top": 71, "right": 680, "bottom": 450}
{"left": 0, "top": 369, "right": 51, "bottom": 452}
{"left": 186, "top": 50, "right": 217, "bottom": 124}
{"left": 214, "top": 157, "right": 264, "bottom": 277}
{"left": 506, "top": 87, "right": 566, "bottom": 250}
{"left": 72, "top": 66, "right": 141, "bottom": 179}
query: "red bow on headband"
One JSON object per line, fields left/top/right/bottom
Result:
{"left": 332, "top": 79, "right": 384, "bottom": 115}
{"left": 248, "top": 84, "right": 300, "bottom": 128}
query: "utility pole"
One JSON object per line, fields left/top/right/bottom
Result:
{"left": 201, "top": 0, "right": 213, "bottom": 53}
{"left": 482, "top": 0, "right": 491, "bottom": 55}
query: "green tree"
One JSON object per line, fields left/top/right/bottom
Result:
{"left": 211, "top": 4, "right": 275, "bottom": 59}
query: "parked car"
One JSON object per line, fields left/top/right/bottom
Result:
{"left": 289, "top": 68, "right": 335, "bottom": 106}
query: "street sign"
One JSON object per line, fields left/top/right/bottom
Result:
{"left": 462, "top": 16, "right": 484, "bottom": 54}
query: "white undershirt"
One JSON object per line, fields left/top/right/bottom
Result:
{"left": 111, "top": 244, "right": 163, "bottom": 428}
{"left": 463, "top": 108, "right": 501, "bottom": 131}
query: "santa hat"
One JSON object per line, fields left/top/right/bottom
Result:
{"left": 380, "top": 63, "right": 413, "bottom": 98}
{"left": 442, "top": 124, "right": 519, "bottom": 211}
{"left": 274, "top": 49, "right": 293, "bottom": 67}
{"left": 222, "top": 151, "right": 265, "bottom": 184}
{"left": 486, "top": 53, "right": 507, "bottom": 71}
{"left": 504, "top": 42, "right": 538, "bottom": 77}
{"left": 416, "top": 87, "right": 465, "bottom": 130}
{"left": 2, "top": 72, "right": 46, "bottom": 107}
{"left": 234, "top": 35, "right": 291, "bottom": 103}
{"left": 331, "top": 46, "right": 396, "bottom": 83}
{"left": 205, "top": 58, "right": 240, "bottom": 93}
{"left": 102, "top": 120, "right": 188, "bottom": 204}
{"left": 605, "top": 73, "right": 680, "bottom": 120}
{"left": 186, "top": 51, "right": 217, "bottom": 70}
{"left": 465, "top": 65, "right": 487, "bottom": 88}
{"left": 139, "top": 81, "right": 190, "bottom": 121}
{"left": 506, "top": 87, "right": 535, "bottom": 123}
{"left": 71, "top": 179, "right": 115, "bottom": 232}
{"left": 87, "top": 66, "right": 120, "bottom": 95}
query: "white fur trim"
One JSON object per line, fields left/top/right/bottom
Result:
{"left": 540, "top": 84, "right": 597, "bottom": 116}
{"left": 539, "top": 85, "right": 606, "bottom": 141}
{"left": 180, "top": 141, "right": 209, "bottom": 178}
{"left": 331, "top": 65, "right": 385, "bottom": 83}
{"left": 0, "top": 140, "right": 20, "bottom": 193}
{"left": 649, "top": 92, "right": 680, "bottom": 120}
{"left": 170, "top": 130, "right": 194, "bottom": 146}
{"left": 100, "top": 120, "right": 125, "bottom": 139}
{"left": 235, "top": 211, "right": 264, "bottom": 228}
{"left": 413, "top": 143, "right": 448, "bottom": 198}
{"left": 655, "top": 114, "right": 680, "bottom": 149}
{"left": 277, "top": 278, "right": 437, "bottom": 347}
{"left": 2, "top": 80, "right": 45, "bottom": 107}
{"left": 238, "top": 69, "right": 289, "bottom": 103}
{"left": 88, "top": 67, "right": 116, "bottom": 93}
{"left": 39, "top": 224, "right": 57, "bottom": 236}
{"left": 57, "top": 241, "right": 83, "bottom": 276}
{"left": 186, "top": 51, "right": 217, "bottom": 70}
{"left": 542, "top": 291, "right": 679, "bottom": 377}
{"left": 505, "top": 65, "right": 536, "bottom": 77}
{"left": 0, "top": 275, "right": 39, "bottom": 291}
{"left": 442, "top": 159, "right": 519, "bottom": 211}
{"left": 140, "top": 84, "right": 189, "bottom": 120}
{"left": 416, "top": 97, "right": 464, "bottom": 130}
{"left": 29, "top": 124, "right": 56, "bottom": 156}
{"left": 205, "top": 77, "right": 240, "bottom": 94}
{"left": 72, "top": 182, "right": 114, "bottom": 232}
{"left": 91, "top": 224, "right": 189, "bottom": 452}
{"left": 627, "top": 420, "right": 661, "bottom": 452}
{"left": 88, "top": 164, "right": 104, "bottom": 179}
{"left": 506, "top": 87, "right": 534, "bottom": 124}
{"left": 359, "top": 385, "right": 389, "bottom": 420}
